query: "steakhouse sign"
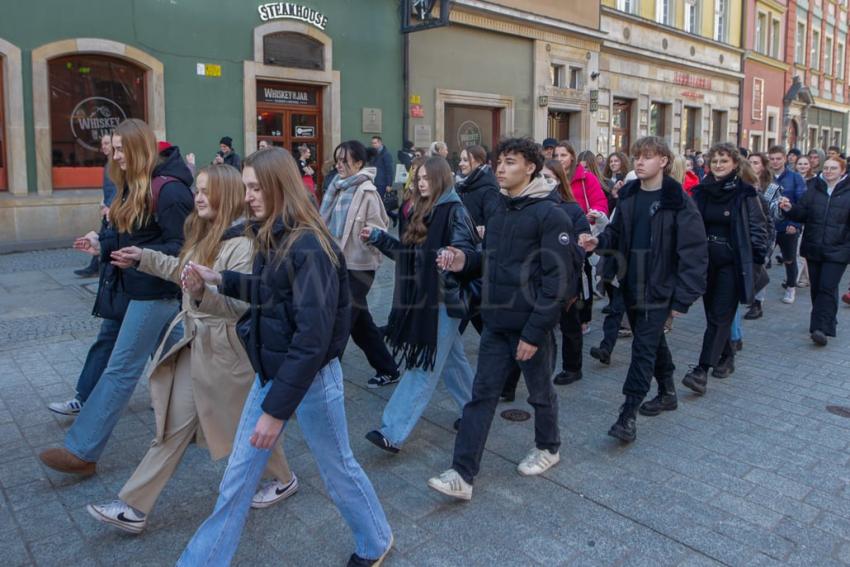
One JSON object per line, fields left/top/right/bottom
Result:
{"left": 257, "top": 3, "right": 328, "bottom": 30}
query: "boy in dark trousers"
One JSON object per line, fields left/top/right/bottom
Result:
{"left": 580, "top": 137, "right": 708, "bottom": 443}
{"left": 427, "top": 138, "right": 575, "bottom": 501}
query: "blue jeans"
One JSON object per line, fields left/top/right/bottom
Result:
{"left": 731, "top": 306, "right": 743, "bottom": 342}
{"left": 65, "top": 299, "right": 178, "bottom": 462}
{"left": 75, "top": 318, "right": 121, "bottom": 403}
{"left": 177, "top": 361, "right": 392, "bottom": 566}
{"left": 380, "top": 305, "right": 473, "bottom": 446}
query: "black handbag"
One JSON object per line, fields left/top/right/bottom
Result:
{"left": 92, "top": 262, "right": 130, "bottom": 321}
{"left": 382, "top": 188, "right": 399, "bottom": 212}
{"left": 753, "top": 263, "right": 770, "bottom": 294}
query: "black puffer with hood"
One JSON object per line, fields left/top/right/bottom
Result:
{"left": 456, "top": 165, "right": 503, "bottom": 227}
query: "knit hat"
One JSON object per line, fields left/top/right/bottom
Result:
{"left": 157, "top": 141, "right": 172, "bottom": 153}
{"left": 219, "top": 136, "right": 233, "bottom": 148}
{"left": 542, "top": 137, "right": 557, "bottom": 149}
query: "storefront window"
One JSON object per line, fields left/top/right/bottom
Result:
{"left": 682, "top": 107, "right": 699, "bottom": 151}
{"left": 0, "top": 57, "right": 6, "bottom": 191}
{"left": 49, "top": 54, "right": 146, "bottom": 188}
{"left": 649, "top": 102, "right": 668, "bottom": 137}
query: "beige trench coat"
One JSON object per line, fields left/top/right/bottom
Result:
{"left": 138, "top": 237, "right": 255, "bottom": 460}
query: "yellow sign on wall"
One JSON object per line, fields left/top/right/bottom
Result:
{"left": 196, "top": 63, "right": 222, "bottom": 77}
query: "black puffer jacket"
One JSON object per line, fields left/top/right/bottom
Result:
{"left": 456, "top": 165, "right": 502, "bottom": 227}
{"left": 461, "top": 177, "right": 574, "bottom": 346}
{"left": 220, "top": 221, "right": 351, "bottom": 421}
{"left": 100, "top": 146, "right": 194, "bottom": 300}
{"left": 692, "top": 174, "right": 768, "bottom": 305}
{"left": 596, "top": 176, "right": 707, "bottom": 313}
{"left": 784, "top": 175, "right": 850, "bottom": 263}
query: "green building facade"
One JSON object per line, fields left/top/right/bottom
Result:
{"left": 0, "top": 0, "right": 403, "bottom": 249}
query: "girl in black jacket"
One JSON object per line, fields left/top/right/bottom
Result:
{"left": 780, "top": 157, "right": 850, "bottom": 346}
{"left": 363, "top": 157, "right": 479, "bottom": 454}
{"left": 683, "top": 144, "right": 768, "bottom": 395}
{"left": 40, "top": 119, "right": 193, "bottom": 477}
{"left": 178, "top": 147, "right": 392, "bottom": 566}
{"left": 456, "top": 144, "right": 502, "bottom": 231}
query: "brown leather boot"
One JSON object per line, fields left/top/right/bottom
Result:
{"left": 39, "top": 448, "right": 96, "bottom": 476}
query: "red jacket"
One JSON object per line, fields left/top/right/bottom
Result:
{"left": 571, "top": 164, "right": 609, "bottom": 215}
{"left": 682, "top": 170, "right": 699, "bottom": 196}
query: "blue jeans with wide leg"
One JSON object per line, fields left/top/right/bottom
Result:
{"left": 74, "top": 318, "right": 121, "bottom": 404}
{"left": 177, "top": 360, "right": 392, "bottom": 566}
{"left": 65, "top": 299, "right": 178, "bottom": 462}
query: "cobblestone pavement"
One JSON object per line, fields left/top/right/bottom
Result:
{"left": 2, "top": 249, "right": 850, "bottom": 566}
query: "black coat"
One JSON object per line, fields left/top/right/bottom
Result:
{"left": 100, "top": 146, "right": 194, "bottom": 300}
{"left": 461, "top": 177, "right": 575, "bottom": 346}
{"left": 597, "top": 176, "right": 707, "bottom": 313}
{"left": 784, "top": 175, "right": 850, "bottom": 264}
{"left": 456, "top": 165, "right": 502, "bottom": 227}
{"left": 692, "top": 175, "right": 768, "bottom": 305}
{"left": 221, "top": 221, "right": 351, "bottom": 421}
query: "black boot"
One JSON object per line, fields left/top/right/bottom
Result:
{"left": 74, "top": 256, "right": 99, "bottom": 278}
{"left": 681, "top": 366, "right": 708, "bottom": 395}
{"left": 608, "top": 399, "right": 638, "bottom": 443}
{"left": 731, "top": 339, "right": 743, "bottom": 352}
{"left": 639, "top": 375, "right": 678, "bottom": 416}
{"left": 589, "top": 346, "right": 611, "bottom": 365}
{"left": 743, "top": 300, "right": 763, "bottom": 320}
{"left": 712, "top": 354, "right": 735, "bottom": 378}
{"left": 553, "top": 369, "right": 582, "bottom": 385}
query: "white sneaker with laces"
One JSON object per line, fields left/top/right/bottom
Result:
{"left": 251, "top": 474, "right": 299, "bottom": 509}
{"left": 87, "top": 500, "right": 147, "bottom": 534}
{"left": 517, "top": 448, "right": 560, "bottom": 476}
{"left": 48, "top": 398, "right": 82, "bottom": 416}
{"left": 427, "top": 469, "right": 472, "bottom": 501}
{"left": 782, "top": 287, "right": 796, "bottom": 304}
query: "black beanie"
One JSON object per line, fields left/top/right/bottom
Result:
{"left": 219, "top": 136, "right": 233, "bottom": 148}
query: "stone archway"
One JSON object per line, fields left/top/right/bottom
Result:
{"left": 31, "top": 39, "right": 165, "bottom": 194}
{"left": 0, "top": 38, "right": 27, "bottom": 195}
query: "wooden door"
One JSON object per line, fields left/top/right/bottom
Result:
{"left": 612, "top": 99, "right": 631, "bottom": 153}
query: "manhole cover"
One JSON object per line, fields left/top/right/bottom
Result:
{"left": 500, "top": 409, "right": 531, "bottom": 422}
{"left": 826, "top": 405, "right": 850, "bottom": 418}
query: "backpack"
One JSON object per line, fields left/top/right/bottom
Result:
{"left": 150, "top": 175, "right": 181, "bottom": 219}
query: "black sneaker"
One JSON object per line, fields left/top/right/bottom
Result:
{"left": 811, "top": 330, "right": 828, "bottom": 346}
{"left": 639, "top": 393, "right": 678, "bottom": 416}
{"left": 743, "top": 301, "right": 763, "bottom": 320}
{"left": 500, "top": 391, "right": 515, "bottom": 403}
{"left": 365, "top": 430, "right": 399, "bottom": 454}
{"left": 346, "top": 536, "right": 393, "bottom": 566}
{"left": 602, "top": 305, "right": 612, "bottom": 315}
{"left": 712, "top": 356, "right": 735, "bottom": 379}
{"left": 608, "top": 409, "right": 636, "bottom": 443}
{"left": 367, "top": 373, "right": 399, "bottom": 388}
{"left": 589, "top": 346, "right": 611, "bottom": 365}
{"left": 73, "top": 266, "right": 98, "bottom": 278}
{"left": 731, "top": 339, "right": 743, "bottom": 352}
{"left": 553, "top": 370, "right": 582, "bottom": 385}
{"left": 682, "top": 366, "right": 708, "bottom": 395}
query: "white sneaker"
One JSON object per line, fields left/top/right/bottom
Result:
{"left": 427, "top": 469, "right": 472, "bottom": 501}
{"left": 48, "top": 398, "right": 82, "bottom": 416}
{"left": 782, "top": 287, "right": 796, "bottom": 304}
{"left": 251, "top": 474, "right": 299, "bottom": 509}
{"left": 87, "top": 500, "right": 147, "bottom": 534}
{"left": 517, "top": 448, "right": 560, "bottom": 476}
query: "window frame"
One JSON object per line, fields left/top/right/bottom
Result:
{"left": 825, "top": 36, "right": 834, "bottom": 75}
{"left": 714, "top": 0, "right": 729, "bottom": 42}
{"left": 812, "top": 29, "right": 821, "bottom": 70}
{"left": 771, "top": 17, "right": 782, "bottom": 59}
{"left": 796, "top": 21, "right": 807, "bottom": 64}
{"left": 684, "top": 0, "right": 699, "bottom": 33}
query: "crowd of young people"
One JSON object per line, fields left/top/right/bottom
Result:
{"left": 37, "top": 117, "right": 849, "bottom": 566}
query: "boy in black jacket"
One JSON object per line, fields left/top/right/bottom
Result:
{"left": 580, "top": 137, "right": 707, "bottom": 443}
{"left": 428, "top": 138, "right": 575, "bottom": 501}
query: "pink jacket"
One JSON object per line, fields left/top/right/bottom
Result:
{"left": 571, "top": 164, "right": 609, "bottom": 215}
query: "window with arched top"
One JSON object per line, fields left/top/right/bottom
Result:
{"left": 263, "top": 32, "right": 325, "bottom": 70}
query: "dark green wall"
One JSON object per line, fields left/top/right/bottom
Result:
{"left": 1, "top": 0, "right": 403, "bottom": 192}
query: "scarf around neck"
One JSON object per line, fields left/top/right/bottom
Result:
{"left": 320, "top": 172, "right": 369, "bottom": 239}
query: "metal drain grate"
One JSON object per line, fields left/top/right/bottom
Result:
{"left": 826, "top": 405, "right": 850, "bottom": 418}
{"left": 500, "top": 409, "right": 531, "bottom": 422}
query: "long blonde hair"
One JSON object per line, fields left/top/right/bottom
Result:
{"left": 179, "top": 164, "right": 247, "bottom": 269}
{"left": 243, "top": 147, "right": 339, "bottom": 265}
{"left": 108, "top": 119, "right": 158, "bottom": 233}
{"left": 403, "top": 157, "right": 454, "bottom": 246}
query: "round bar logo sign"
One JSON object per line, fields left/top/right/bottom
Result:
{"left": 70, "top": 97, "right": 126, "bottom": 151}
{"left": 258, "top": 3, "right": 328, "bottom": 30}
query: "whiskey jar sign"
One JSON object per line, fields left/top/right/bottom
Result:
{"left": 70, "top": 96, "right": 126, "bottom": 151}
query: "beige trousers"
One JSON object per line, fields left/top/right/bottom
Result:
{"left": 119, "top": 348, "right": 292, "bottom": 514}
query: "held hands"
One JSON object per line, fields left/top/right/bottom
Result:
{"left": 180, "top": 262, "right": 221, "bottom": 300}
{"left": 778, "top": 196, "right": 792, "bottom": 212}
{"left": 110, "top": 246, "right": 142, "bottom": 269}
{"left": 250, "top": 412, "right": 284, "bottom": 449}
{"left": 435, "top": 246, "right": 466, "bottom": 272}
{"left": 578, "top": 233, "right": 598, "bottom": 252}
{"left": 786, "top": 225, "right": 798, "bottom": 235}
{"left": 516, "top": 340, "right": 538, "bottom": 362}
{"left": 359, "top": 226, "right": 375, "bottom": 242}
{"left": 73, "top": 231, "right": 101, "bottom": 256}
{"left": 586, "top": 209, "right": 602, "bottom": 223}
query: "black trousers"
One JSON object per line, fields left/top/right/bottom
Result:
{"left": 453, "top": 328, "right": 559, "bottom": 484}
{"left": 621, "top": 295, "right": 675, "bottom": 401}
{"left": 579, "top": 260, "right": 594, "bottom": 324}
{"left": 776, "top": 231, "right": 800, "bottom": 288}
{"left": 807, "top": 260, "right": 848, "bottom": 336}
{"left": 472, "top": 316, "right": 523, "bottom": 399}
{"left": 600, "top": 286, "right": 627, "bottom": 353}
{"left": 347, "top": 269, "right": 398, "bottom": 376}
{"left": 698, "top": 243, "right": 740, "bottom": 368}
{"left": 559, "top": 305, "right": 583, "bottom": 372}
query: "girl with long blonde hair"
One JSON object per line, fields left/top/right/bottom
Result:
{"left": 179, "top": 147, "right": 393, "bottom": 566}
{"left": 42, "top": 118, "right": 194, "bottom": 478}
{"left": 86, "top": 164, "right": 297, "bottom": 534}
